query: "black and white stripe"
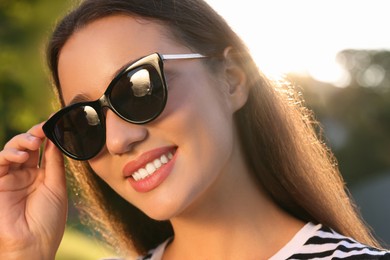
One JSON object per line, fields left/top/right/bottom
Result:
{"left": 286, "top": 225, "right": 390, "bottom": 259}
{"left": 136, "top": 223, "right": 390, "bottom": 259}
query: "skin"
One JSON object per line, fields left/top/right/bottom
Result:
{"left": 0, "top": 15, "right": 304, "bottom": 259}
{"left": 0, "top": 124, "right": 66, "bottom": 260}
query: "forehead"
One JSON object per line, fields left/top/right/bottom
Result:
{"left": 58, "top": 15, "right": 188, "bottom": 103}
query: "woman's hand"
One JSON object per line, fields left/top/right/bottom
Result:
{"left": 0, "top": 123, "right": 67, "bottom": 260}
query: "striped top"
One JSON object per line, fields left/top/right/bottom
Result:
{"left": 138, "top": 222, "right": 390, "bottom": 260}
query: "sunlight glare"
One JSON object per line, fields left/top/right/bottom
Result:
{"left": 205, "top": 0, "right": 390, "bottom": 87}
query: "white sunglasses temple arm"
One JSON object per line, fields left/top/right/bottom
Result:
{"left": 161, "top": 53, "right": 207, "bottom": 60}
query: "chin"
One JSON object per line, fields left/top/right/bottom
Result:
{"left": 141, "top": 199, "right": 188, "bottom": 221}
{"left": 144, "top": 209, "right": 178, "bottom": 222}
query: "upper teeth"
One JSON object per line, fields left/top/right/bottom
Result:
{"left": 132, "top": 152, "right": 173, "bottom": 181}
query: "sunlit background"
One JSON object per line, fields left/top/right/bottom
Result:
{"left": 0, "top": 0, "right": 389, "bottom": 259}
{"left": 206, "top": 0, "right": 390, "bottom": 86}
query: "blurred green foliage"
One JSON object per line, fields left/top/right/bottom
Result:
{"left": 0, "top": 0, "right": 72, "bottom": 146}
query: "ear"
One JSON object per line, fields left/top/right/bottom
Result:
{"left": 222, "top": 47, "right": 249, "bottom": 113}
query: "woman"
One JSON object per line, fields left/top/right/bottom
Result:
{"left": 0, "top": 0, "right": 389, "bottom": 259}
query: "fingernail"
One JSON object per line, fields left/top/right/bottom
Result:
{"left": 28, "top": 135, "right": 39, "bottom": 142}
{"left": 17, "top": 151, "right": 27, "bottom": 155}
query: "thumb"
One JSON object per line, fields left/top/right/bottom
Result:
{"left": 42, "top": 140, "right": 66, "bottom": 197}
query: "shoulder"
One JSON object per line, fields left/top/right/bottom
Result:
{"left": 288, "top": 224, "right": 390, "bottom": 259}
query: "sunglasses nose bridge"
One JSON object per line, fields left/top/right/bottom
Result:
{"left": 99, "top": 95, "right": 112, "bottom": 110}
{"left": 98, "top": 94, "right": 122, "bottom": 121}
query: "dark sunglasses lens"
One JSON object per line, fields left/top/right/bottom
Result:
{"left": 53, "top": 105, "right": 105, "bottom": 159}
{"left": 110, "top": 65, "right": 166, "bottom": 123}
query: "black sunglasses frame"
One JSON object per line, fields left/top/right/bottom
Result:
{"left": 43, "top": 52, "right": 206, "bottom": 160}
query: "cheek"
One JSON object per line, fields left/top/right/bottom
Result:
{"left": 164, "top": 68, "right": 231, "bottom": 130}
{"left": 150, "top": 78, "right": 236, "bottom": 216}
{"left": 87, "top": 158, "right": 115, "bottom": 187}
{"left": 163, "top": 74, "right": 235, "bottom": 166}
{"left": 88, "top": 158, "right": 134, "bottom": 205}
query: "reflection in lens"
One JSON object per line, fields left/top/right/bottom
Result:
{"left": 54, "top": 105, "right": 104, "bottom": 159}
{"left": 130, "top": 69, "right": 151, "bottom": 97}
{"left": 84, "top": 106, "right": 100, "bottom": 125}
{"left": 111, "top": 65, "right": 166, "bottom": 122}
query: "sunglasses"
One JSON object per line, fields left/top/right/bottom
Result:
{"left": 43, "top": 52, "right": 206, "bottom": 160}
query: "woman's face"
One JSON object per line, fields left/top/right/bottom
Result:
{"left": 58, "top": 15, "right": 247, "bottom": 220}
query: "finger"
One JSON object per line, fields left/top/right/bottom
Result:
{"left": 22, "top": 123, "right": 46, "bottom": 168}
{"left": 27, "top": 122, "right": 46, "bottom": 139}
{"left": 41, "top": 140, "right": 66, "bottom": 196}
{"left": 0, "top": 148, "right": 29, "bottom": 165}
{"left": 0, "top": 123, "right": 46, "bottom": 174}
{"left": 3, "top": 133, "right": 42, "bottom": 170}
{"left": 3, "top": 122, "right": 45, "bottom": 150}
{"left": 22, "top": 145, "right": 41, "bottom": 169}
{"left": 4, "top": 133, "right": 43, "bottom": 151}
{"left": 0, "top": 149, "right": 29, "bottom": 177}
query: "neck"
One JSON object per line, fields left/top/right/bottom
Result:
{"left": 164, "top": 148, "right": 304, "bottom": 259}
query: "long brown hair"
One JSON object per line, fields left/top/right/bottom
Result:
{"left": 46, "top": 0, "right": 380, "bottom": 256}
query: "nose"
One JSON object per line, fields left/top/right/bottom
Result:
{"left": 105, "top": 110, "right": 148, "bottom": 155}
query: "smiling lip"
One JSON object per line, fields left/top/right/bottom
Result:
{"left": 123, "top": 146, "right": 177, "bottom": 192}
